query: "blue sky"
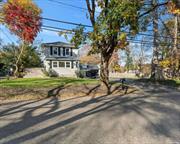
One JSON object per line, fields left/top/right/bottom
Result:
{"left": 0, "top": 0, "right": 93, "bottom": 45}
{"left": 0, "top": 0, "right": 154, "bottom": 65}
{"left": 0, "top": 0, "right": 156, "bottom": 46}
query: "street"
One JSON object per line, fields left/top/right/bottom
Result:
{"left": 0, "top": 84, "right": 180, "bottom": 144}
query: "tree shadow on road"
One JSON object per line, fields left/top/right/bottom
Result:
{"left": 0, "top": 84, "right": 179, "bottom": 144}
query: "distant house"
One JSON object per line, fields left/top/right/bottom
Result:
{"left": 42, "top": 41, "right": 79, "bottom": 77}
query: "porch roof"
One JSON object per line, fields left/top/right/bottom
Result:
{"left": 42, "top": 41, "right": 77, "bottom": 49}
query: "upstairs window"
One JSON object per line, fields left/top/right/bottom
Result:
{"left": 66, "top": 48, "right": 70, "bottom": 56}
{"left": 53, "top": 47, "right": 58, "bottom": 55}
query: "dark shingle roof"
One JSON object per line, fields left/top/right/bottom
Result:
{"left": 42, "top": 41, "right": 76, "bottom": 48}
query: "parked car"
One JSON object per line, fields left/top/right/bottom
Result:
{"left": 76, "top": 64, "right": 99, "bottom": 78}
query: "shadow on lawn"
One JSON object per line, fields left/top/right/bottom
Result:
{"left": 0, "top": 86, "right": 179, "bottom": 144}
{"left": 47, "top": 79, "right": 130, "bottom": 98}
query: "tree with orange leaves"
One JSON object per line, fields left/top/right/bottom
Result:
{"left": 168, "top": 0, "right": 180, "bottom": 15}
{"left": 3, "top": 0, "right": 42, "bottom": 77}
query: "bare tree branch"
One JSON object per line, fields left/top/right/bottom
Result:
{"left": 86, "top": 0, "right": 95, "bottom": 27}
{"left": 139, "top": 1, "right": 168, "bottom": 18}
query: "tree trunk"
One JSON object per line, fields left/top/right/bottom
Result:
{"left": 172, "top": 15, "right": 179, "bottom": 78}
{"left": 100, "top": 53, "right": 111, "bottom": 95}
{"left": 151, "top": 0, "right": 164, "bottom": 81}
{"left": 14, "top": 44, "right": 24, "bottom": 78}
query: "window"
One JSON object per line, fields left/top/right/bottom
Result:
{"left": 53, "top": 47, "right": 58, "bottom": 55}
{"left": 66, "top": 48, "right": 70, "bottom": 56}
{"left": 66, "top": 61, "right": 71, "bottom": 68}
{"left": 59, "top": 61, "right": 65, "bottom": 68}
{"left": 53, "top": 61, "right": 58, "bottom": 68}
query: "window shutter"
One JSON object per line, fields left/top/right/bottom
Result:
{"left": 58, "top": 47, "right": 61, "bottom": 56}
{"left": 63, "top": 47, "right": 65, "bottom": 56}
{"left": 50, "top": 46, "right": 53, "bottom": 55}
{"left": 71, "top": 48, "right": 73, "bottom": 56}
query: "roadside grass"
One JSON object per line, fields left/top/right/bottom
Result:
{"left": 160, "top": 79, "right": 180, "bottom": 87}
{"left": 0, "top": 77, "right": 99, "bottom": 88}
{"left": 0, "top": 77, "right": 138, "bottom": 101}
{"left": 137, "top": 78, "right": 180, "bottom": 88}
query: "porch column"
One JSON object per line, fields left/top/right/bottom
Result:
{"left": 49, "top": 60, "right": 52, "bottom": 69}
{"left": 71, "top": 61, "right": 74, "bottom": 69}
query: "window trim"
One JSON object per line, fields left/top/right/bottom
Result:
{"left": 65, "top": 61, "right": 71, "bottom": 68}
{"left": 59, "top": 61, "right": 65, "bottom": 68}
{"left": 52, "top": 61, "right": 72, "bottom": 68}
{"left": 53, "top": 47, "right": 58, "bottom": 55}
{"left": 65, "top": 48, "right": 70, "bottom": 56}
{"left": 52, "top": 61, "right": 58, "bottom": 68}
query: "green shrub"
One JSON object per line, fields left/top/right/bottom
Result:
{"left": 41, "top": 68, "right": 59, "bottom": 77}
{"left": 75, "top": 70, "right": 86, "bottom": 78}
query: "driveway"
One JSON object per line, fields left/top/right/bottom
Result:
{"left": 0, "top": 84, "right": 179, "bottom": 144}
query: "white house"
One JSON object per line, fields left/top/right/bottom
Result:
{"left": 42, "top": 41, "right": 79, "bottom": 77}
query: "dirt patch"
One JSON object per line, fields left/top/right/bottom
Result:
{"left": 0, "top": 83, "right": 138, "bottom": 102}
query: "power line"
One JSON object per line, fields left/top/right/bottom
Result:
{"left": 42, "top": 17, "right": 92, "bottom": 28}
{"left": 0, "top": 29, "right": 15, "bottom": 43}
{"left": 41, "top": 17, "right": 178, "bottom": 40}
{"left": 42, "top": 25, "right": 89, "bottom": 35}
{"left": 41, "top": 29, "right": 153, "bottom": 45}
{"left": 0, "top": 17, "right": 179, "bottom": 42}
{"left": 47, "top": 0, "right": 100, "bottom": 13}
{"left": 46, "top": 0, "right": 153, "bottom": 13}
{"left": 0, "top": 15, "right": 92, "bottom": 28}
{"left": 0, "top": 23, "right": 176, "bottom": 46}
{"left": 0, "top": 15, "right": 177, "bottom": 40}
{"left": 41, "top": 25, "right": 179, "bottom": 46}
{"left": 42, "top": 25, "right": 74, "bottom": 33}
{"left": 48, "top": 0, "right": 88, "bottom": 11}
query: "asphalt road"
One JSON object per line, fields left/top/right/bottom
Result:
{"left": 0, "top": 84, "right": 180, "bottom": 144}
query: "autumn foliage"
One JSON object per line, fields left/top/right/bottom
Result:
{"left": 168, "top": 1, "right": 180, "bottom": 15}
{"left": 3, "top": 0, "right": 42, "bottom": 43}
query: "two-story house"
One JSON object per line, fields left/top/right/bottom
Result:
{"left": 42, "top": 41, "right": 79, "bottom": 77}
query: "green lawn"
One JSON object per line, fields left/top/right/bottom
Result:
{"left": 0, "top": 78, "right": 98, "bottom": 88}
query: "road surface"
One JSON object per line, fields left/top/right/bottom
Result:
{"left": 0, "top": 84, "right": 179, "bottom": 144}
